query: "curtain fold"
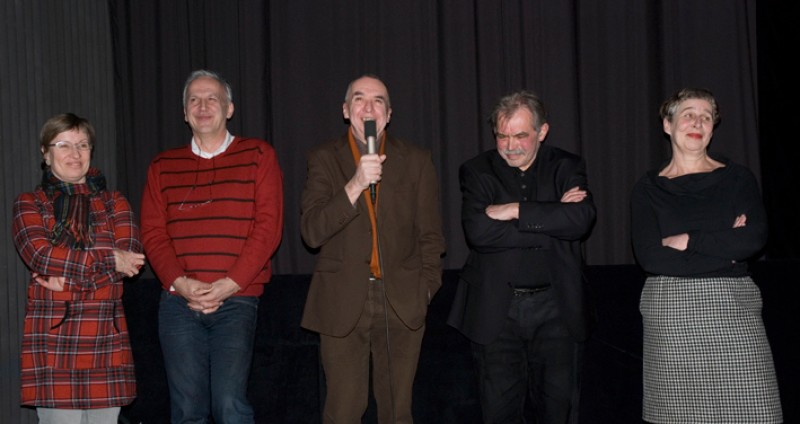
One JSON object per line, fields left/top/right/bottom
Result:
{"left": 109, "top": 0, "right": 760, "bottom": 272}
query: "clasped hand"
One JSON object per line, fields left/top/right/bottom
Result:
{"left": 174, "top": 276, "right": 241, "bottom": 314}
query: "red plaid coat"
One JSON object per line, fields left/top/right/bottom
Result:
{"left": 12, "top": 185, "right": 142, "bottom": 409}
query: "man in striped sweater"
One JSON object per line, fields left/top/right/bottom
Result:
{"left": 140, "top": 69, "right": 284, "bottom": 423}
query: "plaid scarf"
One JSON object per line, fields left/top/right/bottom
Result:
{"left": 41, "top": 167, "right": 107, "bottom": 250}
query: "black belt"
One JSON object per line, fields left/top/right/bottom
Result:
{"left": 512, "top": 285, "right": 551, "bottom": 296}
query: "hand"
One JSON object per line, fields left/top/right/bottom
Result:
{"left": 192, "top": 277, "right": 241, "bottom": 314}
{"left": 175, "top": 276, "right": 240, "bottom": 314}
{"left": 733, "top": 214, "right": 747, "bottom": 228}
{"left": 662, "top": 233, "right": 689, "bottom": 251}
{"left": 355, "top": 153, "right": 386, "bottom": 189}
{"left": 172, "top": 276, "right": 218, "bottom": 312}
{"left": 561, "top": 186, "right": 587, "bottom": 203}
{"left": 113, "top": 249, "right": 146, "bottom": 277}
{"left": 32, "top": 272, "right": 66, "bottom": 292}
{"left": 485, "top": 203, "right": 519, "bottom": 221}
{"left": 346, "top": 153, "right": 386, "bottom": 203}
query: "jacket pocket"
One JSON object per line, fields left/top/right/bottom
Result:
{"left": 46, "top": 299, "right": 130, "bottom": 370}
{"left": 314, "top": 256, "right": 343, "bottom": 273}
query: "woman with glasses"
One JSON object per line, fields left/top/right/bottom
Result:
{"left": 11, "top": 113, "right": 146, "bottom": 423}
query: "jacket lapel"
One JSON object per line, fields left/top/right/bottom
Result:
{"left": 380, "top": 135, "right": 405, "bottom": 187}
{"left": 332, "top": 136, "right": 356, "bottom": 182}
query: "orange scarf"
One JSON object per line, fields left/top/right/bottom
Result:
{"left": 347, "top": 128, "right": 386, "bottom": 279}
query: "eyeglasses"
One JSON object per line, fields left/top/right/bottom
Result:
{"left": 178, "top": 166, "right": 215, "bottom": 211}
{"left": 178, "top": 186, "right": 213, "bottom": 211}
{"left": 176, "top": 158, "right": 217, "bottom": 211}
{"left": 49, "top": 140, "right": 92, "bottom": 152}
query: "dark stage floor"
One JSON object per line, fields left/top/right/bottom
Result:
{"left": 121, "top": 261, "right": 798, "bottom": 423}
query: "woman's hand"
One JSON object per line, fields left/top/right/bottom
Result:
{"left": 32, "top": 272, "right": 65, "bottom": 292}
{"left": 113, "top": 249, "right": 146, "bottom": 277}
{"left": 661, "top": 215, "right": 747, "bottom": 253}
{"left": 662, "top": 233, "right": 689, "bottom": 251}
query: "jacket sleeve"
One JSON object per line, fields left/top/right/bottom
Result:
{"left": 414, "top": 151, "right": 446, "bottom": 297}
{"left": 517, "top": 157, "right": 596, "bottom": 240}
{"left": 12, "top": 191, "right": 135, "bottom": 292}
{"left": 112, "top": 191, "right": 143, "bottom": 255}
{"left": 461, "top": 156, "right": 594, "bottom": 253}
{"left": 300, "top": 147, "right": 361, "bottom": 248}
{"left": 461, "top": 163, "right": 547, "bottom": 253}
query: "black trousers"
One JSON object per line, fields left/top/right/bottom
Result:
{"left": 472, "top": 289, "right": 583, "bottom": 424}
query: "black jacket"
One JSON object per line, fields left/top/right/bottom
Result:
{"left": 447, "top": 145, "right": 596, "bottom": 343}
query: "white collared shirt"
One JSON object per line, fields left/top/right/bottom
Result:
{"left": 191, "top": 131, "right": 234, "bottom": 158}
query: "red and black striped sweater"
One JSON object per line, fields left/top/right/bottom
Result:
{"left": 140, "top": 137, "right": 284, "bottom": 297}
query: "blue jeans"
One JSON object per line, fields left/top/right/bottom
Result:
{"left": 159, "top": 291, "right": 258, "bottom": 424}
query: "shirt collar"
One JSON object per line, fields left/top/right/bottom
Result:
{"left": 191, "top": 131, "right": 234, "bottom": 158}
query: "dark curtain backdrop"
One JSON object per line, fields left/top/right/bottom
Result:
{"left": 2, "top": 1, "right": 797, "bottom": 422}
{"left": 109, "top": 0, "right": 773, "bottom": 276}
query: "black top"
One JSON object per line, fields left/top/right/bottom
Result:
{"left": 505, "top": 158, "right": 550, "bottom": 287}
{"left": 631, "top": 155, "right": 767, "bottom": 278}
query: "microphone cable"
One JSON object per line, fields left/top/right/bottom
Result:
{"left": 371, "top": 191, "right": 397, "bottom": 424}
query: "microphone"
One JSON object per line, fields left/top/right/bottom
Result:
{"left": 364, "top": 119, "right": 377, "bottom": 203}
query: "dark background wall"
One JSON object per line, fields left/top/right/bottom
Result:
{"left": 108, "top": 0, "right": 774, "bottom": 274}
{"left": 1, "top": 1, "right": 796, "bottom": 422}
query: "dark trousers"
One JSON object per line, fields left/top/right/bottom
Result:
{"left": 472, "top": 289, "right": 582, "bottom": 424}
{"left": 319, "top": 279, "right": 425, "bottom": 424}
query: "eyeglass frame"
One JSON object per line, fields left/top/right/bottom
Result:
{"left": 48, "top": 140, "right": 93, "bottom": 152}
{"left": 176, "top": 157, "right": 216, "bottom": 211}
{"left": 177, "top": 168, "right": 216, "bottom": 211}
{"left": 178, "top": 185, "right": 213, "bottom": 211}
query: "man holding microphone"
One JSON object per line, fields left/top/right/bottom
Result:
{"left": 300, "top": 74, "right": 445, "bottom": 424}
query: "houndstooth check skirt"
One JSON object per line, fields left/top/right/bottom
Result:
{"left": 640, "top": 275, "right": 783, "bottom": 423}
